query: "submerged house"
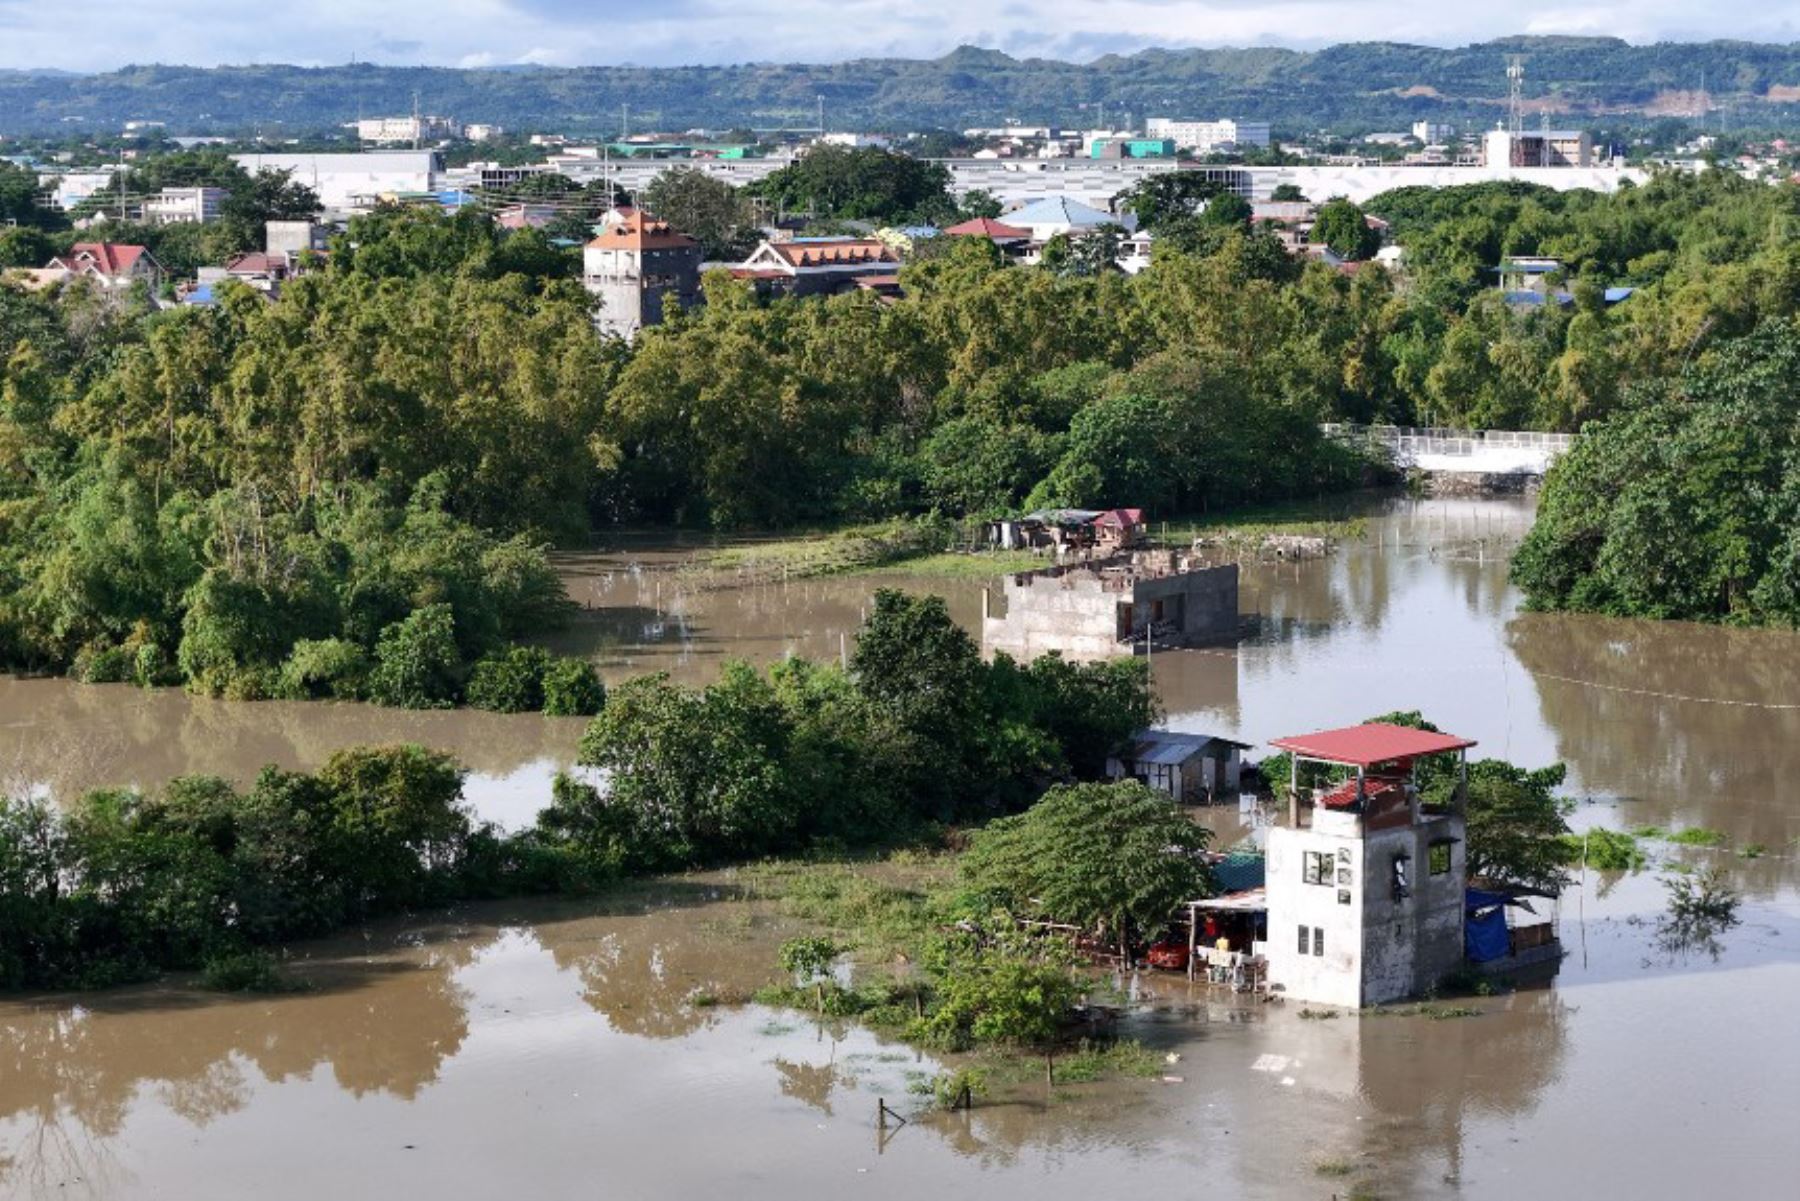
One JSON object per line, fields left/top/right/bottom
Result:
{"left": 987, "top": 507, "right": 1146, "bottom": 553}
{"left": 1262, "top": 723, "right": 1476, "bottom": 1008}
{"left": 1106, "top": 729, "right": 1251, "bottom": 803}
{"left": 981, "top": 550, "right": 1239, "bottom": 659}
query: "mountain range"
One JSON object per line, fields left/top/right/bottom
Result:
{"left": 1, "top": 37, "right": 1795, "bottom": 137}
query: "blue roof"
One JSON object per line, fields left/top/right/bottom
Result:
{"left": 182, "top": 285, "right": 216, "bottom": 306}
{"left": 1604, "top": 286, "right": 1636, "bottom": 303}
{"left": 896, "top": 224, "right": 940, "bottom": 238}
{"left": 1007, "top": 195, "right": 1120, "bottom": 228}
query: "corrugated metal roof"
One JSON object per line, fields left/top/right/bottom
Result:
{"left": 1269, "top": 722, "right": 1476, "bottom": 767}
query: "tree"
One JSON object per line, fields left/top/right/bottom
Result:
{"left": 1271, "top": 184, "right": 1308, "bottom": 202}
{"left": 1313, "top": 197, "right": 1380, "bottom": 260}
{"left": 642, "top": 167, "right": 757, "bottom": 260}
{"left": 367, "top": 603, "right": 465, "bottom": 709}
{"left": 778, "top": 935, "right": 839, "bottom": 1011}
{"left": 1114, "top": 173, "right": 1224, "bottom": 230}
{"left": 542, "top": 657, "right": 606, "bottom": 716}
{"left": 748, "top": 146, "right": 953, "bottom": 222}
{"left": 961, "top": 781, "right": 1212, "bottom": 957}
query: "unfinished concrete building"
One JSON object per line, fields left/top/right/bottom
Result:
{"left": 980, "top": 551, "right": 1239, "bottom": 659}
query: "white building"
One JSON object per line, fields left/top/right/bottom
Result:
{"left": 1412, "top": 120, "right": 1455, "bottom": 144}
{"left": 581, "top": 211, "right": 702, "bottom": 341}
{"left": 41, "top": 170, "right": 116, "bottom": 211}
{"left": 230, "top": 151, "right": 441, "bottom": 214}
{"left": 815, "top": 132, "right": 891, "bottom": 149}
{"left": 142, "top": 186, "right": 227, "bottom": 224}
{"left": 1262, "top": 723, "right": 1474, "bottom": 1009}
{"left": 462, "top": 123, "right": 504, "bottom": 142}
{"left": 1145, "top": 117, "right": 1272, "bottom": 153}
{"left": 357, "top": 115, "right": 458, "bottom": 145}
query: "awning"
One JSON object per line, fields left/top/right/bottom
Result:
{"left": 1188, "top": 887, "right": 1266, "bottom": 913}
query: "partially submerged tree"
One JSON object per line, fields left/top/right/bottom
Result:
{"left": 961, "top": 780, "right": 1212, "bottom": 957}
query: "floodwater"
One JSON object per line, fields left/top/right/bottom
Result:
{"left": 4, "top": 495, "right": 1800, "bottom": 1199}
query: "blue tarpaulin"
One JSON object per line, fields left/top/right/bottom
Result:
{"left": 1465, "top": 906, "right": 1510, "bottom": 961}
{"left": 1465, "top": 887, "right": 1512, "bottom": 962}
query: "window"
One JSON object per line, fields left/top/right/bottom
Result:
{"left": 1297, "top": 924, "right": 1310, "bottom": 954}
{"left": 1312, "top": 927, "right": 1324, "bottom": 957}
{"left": 1303, "top": 851, "right": 1332, "bottom": 885}
{"left": 1391, "top": 854, "right": 1412, "bottom": 901}
{"left": 1429, "top": 840, "right": 1455, "bottom": 876}
{"left": 1337, "top": 889, "right": 1352, "bottom": 906}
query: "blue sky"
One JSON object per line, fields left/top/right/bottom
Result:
{"left": 2, "top": 1, "right": 1795, "bottom": 71}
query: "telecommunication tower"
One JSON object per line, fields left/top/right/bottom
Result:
{"left": 1507, "top": 56, "right": 1525, "bottom": 136}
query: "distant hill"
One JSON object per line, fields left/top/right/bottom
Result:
{"left": 4, "top": 37, "right": 1799, "bottom": 136}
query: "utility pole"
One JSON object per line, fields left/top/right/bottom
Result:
{"left": 816, "top": 94, "right": 825, "bottom": 134}
{"left": 412, "top": 89, "right": 422, "bottom": 150}
{"left": 621, "top": 102, "right": 630, "bottom": 140}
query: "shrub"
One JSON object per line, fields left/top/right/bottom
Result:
{"left": 909, "top": 950, "right": 1079, "bottom": 1051}
{"left": 199, "top": 949, "right": 298, "bottom": 993}
{"left": 367, "top": 604, "right": 465, "bottom": 709}
{"left": 132, "top": 642, "right": 177, "bottom": 688}
{"left": 74, "top": 643, "right": 133, "bottom": 684}
{"left": 466, "top": 645, "right": 551, "bottom": 713}
{"left": 1559, "top": 828, "right": 1644, "bottom": 871}
{"left": 278, "top": 639, "right": 373, "bottom": 700}
{"left": 542, "top": 656, "right": 606, "bottom": 716}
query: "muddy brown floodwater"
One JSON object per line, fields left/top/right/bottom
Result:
{"left": 4, "top": 495, "right": 1799, "bottom": 1200}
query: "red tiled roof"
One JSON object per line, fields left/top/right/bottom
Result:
{"left": 1269, "top": 723, "right": 1476, "bottom": 767}
{"left": 586, "top": 210, "right": 697, "bottom": 251}
{"left": 49, "top": 242, "right": 154, "bottom": 277}
{"left": 943, "top": 216, "right": 1031, "bottom": 239}
{"left": 1094, "top": 507, "right": 1145, "bottom": 528}
{"left": 225, "top": 252, "right": 286, "bottom": 275}
{"left": 766, "top": 239, "right": 894, "bottom": 268}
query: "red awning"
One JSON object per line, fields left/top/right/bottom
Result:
{"left": 1268, "top": 723, "right": 1476, "bottom": 767}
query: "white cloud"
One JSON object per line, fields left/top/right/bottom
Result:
{"left": 3, "top": 0, "right": 1798, "bottom": 70}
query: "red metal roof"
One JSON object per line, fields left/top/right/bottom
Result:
{"left": 1093, "top": 507, "right": 1145, "bottom": 528}
{"left": 943, "top": 216, "right": 1031, "bottom": 239}
{"left": 1268, "top": 723, "right": 1476, "bottom": 767}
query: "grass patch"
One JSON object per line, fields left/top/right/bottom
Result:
{"left": 1668, "top": 827, "right": 1727, "bottom": 847}
{"left": 1047, "top": 1039, "right": 1163, "bottom": 1083}
{"left": 1316, "top": 1159, "right": 1356, "bottom": 1178}
{"left": 741, "top": 858, "right": 946, "bottom": 959}
{"left": 862, "top": 549, "right": 1046, "bottom": 579}
{"left": 1739, "top": 843, "right": 1767, "bottom": 860}
{"left": 1631, "top": 825, "right": 1669, "bottom": 840}
{"left": 699, "top": 518, "right": 957, "bottom": 583}
{"left": 1298, "top": 1007, "right": 1341, "bottom": 1020}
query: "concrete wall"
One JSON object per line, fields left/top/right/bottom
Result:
{"left": 1266, "top": 810, "right": 1467, "bottom": 1007}
{"left": 1132, "top": 564, "right": 1239, "bottom": 642}
{"left": 1357, "top": 815, "right": 1467, "bottom": 1005}
{"left": 981, "top": 562, "right": 1238, "bottom": 659}
{"left": 982, "top": 572, "right": 1122, "bottom": 659}
{"left": 1266, "top": 821, "right": 1367, "bottom": 1010}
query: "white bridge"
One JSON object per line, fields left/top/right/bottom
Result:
{"left": 1323, "top": 424, "right": 1575, "bottom": 478}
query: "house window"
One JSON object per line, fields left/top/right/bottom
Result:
{"left": 1312, "top": 928, "right": 1324, "bottom": 957}
{"left": 1297, "top": 924, "right": 1310, "bottom": 954}
{"left": 1337, "top": 889, "right": 1352, "bottom": 906}
{"left": 1429, "top": 840, "right": 1455, "bottom": 876}
{"left": 1303, "top": 851, "right": 1332, "bottom": 885}
{"left": 1392, "top": 854, "right": 1412, "bottom": 901}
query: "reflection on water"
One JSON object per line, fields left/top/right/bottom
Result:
{"left": 6, "top": 497, "right": 1800, "bottom": 1198}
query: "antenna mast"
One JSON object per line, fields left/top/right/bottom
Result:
{"left": 1506, "top": 56, "right": 1525, "bottom": 137}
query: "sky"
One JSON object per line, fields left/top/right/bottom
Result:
{"left": 1, "top": 0, "right": 1798, "bottom": 72}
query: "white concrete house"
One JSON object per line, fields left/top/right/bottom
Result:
{"left": 1263, "top": 723, "right": 1473, "bottom": 1009}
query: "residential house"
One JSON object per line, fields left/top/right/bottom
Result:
{"left": 731, "top": 236, "right": 899, "bottom": 298}
{"left": 1004, "top": 195, "right": 1134, "bottom": 242}
{"left": 42, "top": 242, "right": 163, "bottom": 291}
{"left": 1106, "top": 729, "right": 1251, "bottom": 803}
